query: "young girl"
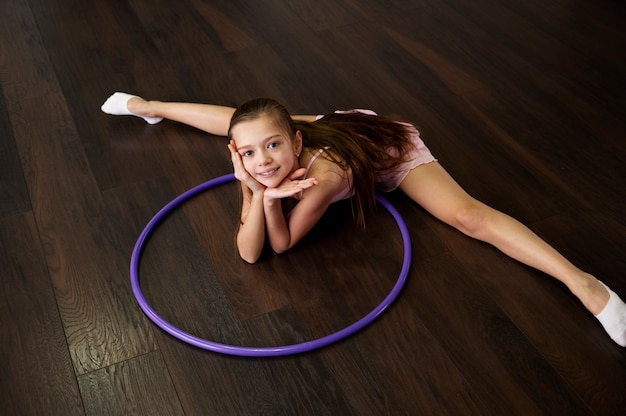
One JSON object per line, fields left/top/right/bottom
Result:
{"left": 102, "top": 92, "right": 626, "bottom": 347}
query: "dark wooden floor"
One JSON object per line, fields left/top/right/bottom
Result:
{"left": 1, "top": 0, "right": 625, "bottom": 414}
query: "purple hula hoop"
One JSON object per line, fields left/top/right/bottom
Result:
{"left": 130, "top": 173, "right": 412, "bottom": 357}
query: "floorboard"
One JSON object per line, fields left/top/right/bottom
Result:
{"left": 0, "top": 213, "right": 83, "bottom": 414}
{"left": 1, "top": 0, "right": 624, "bottom": 414}
{"left": 76, "top": 351, "right": 184, "bottom": 415}
{"left": 0, "top": 91, "right": 31, "bottom": 218}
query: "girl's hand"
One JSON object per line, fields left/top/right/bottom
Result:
{"left": 228, "top": 139, "right": 265, "bottom": 193}
{"left": 264, "top": 168, "right": 318, "bottom": 200}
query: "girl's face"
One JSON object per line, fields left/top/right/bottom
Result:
{"left": 230, "top": 115, "right": 302, "bottom": 188}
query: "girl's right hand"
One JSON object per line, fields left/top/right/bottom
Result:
{"left": 228, "top": 139, "right": 265, "bottom": 194}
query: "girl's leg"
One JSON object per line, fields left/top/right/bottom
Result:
{"left": 101, "top": 92, "right": 235, "bottom": 136}
{"left": 101, "top": 92, "right": 319, "bottom": 135}
{"left": 399, "top": 162, "right": 626, "bottom": 346}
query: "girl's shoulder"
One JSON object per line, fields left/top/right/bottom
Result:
{"left": 300, "top": 149, "right": 352, "bottom": 202}
{"left": 301, "top": 148, "right": 348, "bottom": 180}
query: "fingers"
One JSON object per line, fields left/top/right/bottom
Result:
{"left": 278, "top": 178, "right": 318, "bottom": 193}
{"left": 228, "top": 140, "right": 248, "bottom": 182}
{"left": 228, "top": 140, "right": 243, "bottom": 168}
{"left": 230, "top": 151, "right": 241, "bottom": 170}
{"left": 228, "top": 140, "right": 266, "bottom": 193}
{"left": 297, "top": 178, "right": 318, "bottom": 190}
{"left": 228, "top": 139, "right": 238, "bottom": 159}
{"left": 265, "top": 178, "right": 319, "bottom": 199}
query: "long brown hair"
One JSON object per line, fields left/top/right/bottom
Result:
{"left": 228, "top": 98, "right": 417, "bottom": 226}
{"left": 229, "top": 98, "right": 297, "bottom": 140}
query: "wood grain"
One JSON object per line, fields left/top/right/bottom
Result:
{"left": 1, "top": 0, "right": 624, "bottom": 414}
{"left": 2, "top": 0, "right": 158, "bottom": 376}
{"left": 0, "top": 213, "right": 83, "bottom": 414}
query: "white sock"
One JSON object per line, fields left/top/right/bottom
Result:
{"left": 101, "top": 92, "right": 163, "bottom": 125}
{"left": 595, "top": 282, "right": 626, "bottom": 347}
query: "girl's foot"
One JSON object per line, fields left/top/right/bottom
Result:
{"left": 101, "top": 92, "right": 163, "bottom": 124}
{"left": 595, "top": 282, "right": 626, "bottom": 347}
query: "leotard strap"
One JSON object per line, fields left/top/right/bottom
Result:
{"left": 303, "top": 146, "right": 330, "bottom": 179}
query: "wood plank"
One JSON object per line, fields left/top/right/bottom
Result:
{"left": 26, "top": 0, "right": 168, "bottom": 192}
{"left": 424, "top": 211, "right": 626, "bottom": 414}
{"left": 285, "top": 0, "right": 359, "bottom": 32}
{"left": 0, "top": 213, "right": 84, "bottom": 415}
{"left": 337, "top": 299, "right": 488, "bottom": 415}
{"left": 1, "top": 0, "right": 625, "bottom": 414}
{"left": 1, "top": 0, "right": 158, "bottom": 375}
{"left": 0, "top": 89, "right": 31, "bottom": 218}
{"left": 402, "top": 248, "right": 594, "bottom": 415}
{"left": 124, "top": 179, "right": 249, "bottom": 346}
{"left": 77, "top": 351, "right": 184, "bottom": 416}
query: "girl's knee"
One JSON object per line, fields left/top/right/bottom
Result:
{"left": 453, "top": 203, "right": 493, "bottom": 237}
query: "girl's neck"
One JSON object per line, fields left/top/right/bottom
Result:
{"left": 297, "top": 147, "right": 314, "bottom": 169}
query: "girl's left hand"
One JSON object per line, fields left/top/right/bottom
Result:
{"left": 264, "top": 168, "right": 318, "bottom": 200}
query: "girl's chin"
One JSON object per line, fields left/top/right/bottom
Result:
{"left": 262, "top": 180, "right": 283, "bottom": 188}
{"left": 254, "top": 167, "right": 292, "bottom": 187}
{"left": 257, "top": 176, "right": 286, "bottom": 188}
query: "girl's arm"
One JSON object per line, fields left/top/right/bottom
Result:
{"left": 263, "top": 170, "right": 346, "bottom": 254}
{"left": 238, "top": 173, "right": 322, "bottom": 262}
{"left": 236, "top": 183, "right": 267, "bottom": 263}
{"left": 237, "top": 175, "right": 324, "bottom": 262}
{"left": 228, "top": 140, "right": 269, "bottom": 263}
{"left": 228, "top": 139, "right": 319, "bottom": 262}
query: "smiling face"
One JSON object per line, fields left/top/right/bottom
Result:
{"left": 230, "top": 115, "right": 302, "bottom": 188}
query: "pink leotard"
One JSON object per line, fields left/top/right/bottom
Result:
{"left": 309, "top": 109, "right": 437, "bottom": 202}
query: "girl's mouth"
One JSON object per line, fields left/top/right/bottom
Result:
{"left": 258, "top": 167, "right": 279, "bottom": 178}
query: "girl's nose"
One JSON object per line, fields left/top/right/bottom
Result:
{"left": 258, "top": 151, "right": 272, "bottom": 165}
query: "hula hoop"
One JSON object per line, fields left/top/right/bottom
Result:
{"left": 130, "top": 173, "right": 412, "bottom": 357}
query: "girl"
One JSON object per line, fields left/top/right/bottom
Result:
{"left": 102, "top": 92, "right": 626, "bottom": 347}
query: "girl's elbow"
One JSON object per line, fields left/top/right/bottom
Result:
{"left": 272, "top": 247, "right": 288, "bottom": 255}
{"left": 239, "top": 250, "right": 261, "bottom": 264}
{"left": 270, "top": 240, "right": 293, "bottom": 255}
{"left": 237, "top": 242, "right": 262, "bottom": 263}
{"left": 236, "top": 233, "right": 263, "bottom": 263}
